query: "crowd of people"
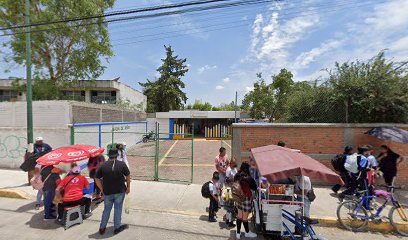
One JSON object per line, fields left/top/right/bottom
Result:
{"left": 26, "top": 137, "right": 131, "bottom": 235}
{"left": 331, "top": 144, "right": 403, "bottom": 200}
{"left": 208, "top": 144, "right": 316, "bottom": 239}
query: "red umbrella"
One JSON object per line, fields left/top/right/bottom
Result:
{"left": 37, "top": 145, "right": 104, "bottom": 166}
{"left": 250, "top": 145, "right": 344, "bottom": 185}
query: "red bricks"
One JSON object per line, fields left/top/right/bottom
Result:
{"left": 238, "top": 125, "right": 408, "bottom": 186}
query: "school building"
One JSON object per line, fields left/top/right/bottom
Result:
{"left": 150, "top": 111, "right": 241, "bottom": 139}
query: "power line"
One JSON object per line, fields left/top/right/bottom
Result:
{"left": 0, "top": 0, "right": 273, "bottom": 37}
{"left": 111, "top": 0, "right": 376, "bottom": 46}
{"left": 107, "top": 0, "right": 362, "bottom": 36}
{"left": 0, "top": 0, "right": 237, "bottom": 31}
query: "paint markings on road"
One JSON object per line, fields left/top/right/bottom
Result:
{"left": 158, "top": 140, "right": 179, "bottom": 166}
{"left": 223, "top": 140, "right": 231, "bottom": 148}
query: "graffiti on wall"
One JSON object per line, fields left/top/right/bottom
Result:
{"left": 0, "top": 135, "right": 27, "bottom": 159}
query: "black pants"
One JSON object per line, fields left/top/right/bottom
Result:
{"left": 209, "top": 197, "right": 218, "bottom": 220}
{"left": 341, "top": 173, "right": 358, "bottom": 196}
{"left": 58, "top": 198, "right": 91, "bottom": 219}
{"left": 383, "top": 172, "right": 396, "bottom": 186}
{"left": 332, "top": 171, "right": 348, "bottom": 192}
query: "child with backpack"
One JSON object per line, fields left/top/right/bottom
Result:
{"left": 201, "top": 171, "right": 220, "bottom": 222}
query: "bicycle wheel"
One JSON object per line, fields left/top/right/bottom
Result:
{"left": 337, "top": 200, "right": 368, "bottom": 231}
{"left": 389, "top": 204, "right": 408, "bottom": 236}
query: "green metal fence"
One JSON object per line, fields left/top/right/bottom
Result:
{"left": 71, "top": 122, "right": 194, "bottom": 183}
{"left": 221, "top": 133, "right": 232, "bottom": 158}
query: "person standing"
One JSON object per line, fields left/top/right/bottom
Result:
{"left": 331, "top": 146, "right": 353, "bottom": 194}
{"left": 215, "top": 147, "right": 229, "bottom": 187}
{"left": 33, "top": 137, "right": 52, "bottom": 154}
{"left": 116, "top": 143, "right": 129, "bottom": 168}
{"left": 378, "top": 145, "right": 403, "bottom": 189}
{"left": 26, "top": 137, "right": 53, "bottom": 184}
{"left": 208, "top": 172, "right": 220, "bottom": 222}
{"left": 339, "top": 146, "right": 369, "bottom": 199}
{"left": 87, "top": 154, "right": 105, "bottom": 199}
{"left": 234, "top": 162, "right": 257, "bottom": 239}
{"left": 95, "top": 149, "right": 131, "bottom": 235}
{"left": 295, "top": 176, "right": 314, "bottom": 219}
{"left": 41, "top": 165, "right": 61, "bottom": 220}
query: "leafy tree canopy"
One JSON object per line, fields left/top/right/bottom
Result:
{"left": 139, "top": 45, "right": 189, "bottom": 112}
{"left": 0, "top": 0, "right": 115, "bottom": 84}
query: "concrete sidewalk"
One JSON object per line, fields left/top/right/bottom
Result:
{"left": 0, "top": 169, "right": 407, "bottom": 233}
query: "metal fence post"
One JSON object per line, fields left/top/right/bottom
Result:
{"left": 98, "top": 124, "right": 102, "bottom": 148}
{"left": 70, "top": 125, "right": 75, "bottom": 145}
{"left": 111, "top": 126, "right": 115, "bottom": 146}
{"left": 191, "top": 123, "right": 194, "bottom": 183}
{"left": 154, "top": 122, "right": 159, "bottom": 181}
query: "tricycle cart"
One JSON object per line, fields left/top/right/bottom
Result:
{"left": 250, "top": 145, "right": 344, "bottom": 239}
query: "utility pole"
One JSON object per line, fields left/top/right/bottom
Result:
{"left": 25, "top": 0, "right": 33, "bottom": 148}
{"left": 234, "top": 91, "right": 238, "bottom": 123}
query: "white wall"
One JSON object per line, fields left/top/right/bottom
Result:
{"left": 0, "top": 127, "right": 70, "bottom": 168}
{"left": 116, "top": 82, "right": 147, "bottom": 111}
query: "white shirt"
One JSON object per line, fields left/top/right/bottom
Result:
{"left": 117, "top": 149, "right": 129, "bottom": 168}
{"left": 295, "top": 176, "right": 312, "bottom": 192}
{"left": 367, "top": 155, "right": 378, "bottom": 168}
{"left": 209, "top": 181, "right": 218, "bottom": 195}
{"left": 225, "top": 167, "right": 237, "bottom": 179}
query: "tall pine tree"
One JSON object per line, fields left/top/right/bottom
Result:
{"left": 140, "top": 45, "right": 189, "bottom": 112}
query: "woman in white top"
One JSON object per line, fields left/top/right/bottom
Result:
{"left": 116, "top": 142, "right": 129, "bottom": 168}
{"left": 225, "top": 158, "right": 238, "bottom": 182}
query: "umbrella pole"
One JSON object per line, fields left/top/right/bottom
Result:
{"left": 302, "top": 176, "right": 305, "bottom": 216}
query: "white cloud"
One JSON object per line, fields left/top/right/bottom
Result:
{"left": 294, "top": 39, "right": 342, "bottom": 68}
{"left": 198, "top": 65, "right": 217, "bottom": 74}
{"left": 215, "top": 85, "right": 224, "bottom": 90}
{"left": 223, "top": 77, "right": 231, "bottom": 83}
{"left": 248, "top": 8, "right": 320, "bottom": 71}
{"left": 245, "top": 86, "right": 254, "bottom": 93}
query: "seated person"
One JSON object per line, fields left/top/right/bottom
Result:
{"left": 56, "top": 165, "right": 92, "bottom": 220}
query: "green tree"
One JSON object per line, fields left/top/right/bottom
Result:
{"left": 284, "top": 51, "right": 408, "bottom": 123}
{"left": 139, "top": 45, "right": 189, "bottom": 112}
{"left": 0, "top": 0, "right": 115, "bottom": 86}
{"left": 242, "top": 69, "right": 294, "bottom": 122}
{"left": 327, "top": 51, "right": 408, "bottom": 123}
{"left": 271, "top": 68, "right": 294, "bottom": 120}
{"left": 242, "top": 73, "right": 274, "bottom": 121}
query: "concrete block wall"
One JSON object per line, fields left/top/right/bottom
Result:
{"left": 232, "top": 123, "right": 408, "bottom": 186}
{"left": 0, "top": 101, "right": 147, "bottom": 169}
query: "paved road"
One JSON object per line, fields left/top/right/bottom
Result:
{"left": 0, "top": 197, "right": 403, "bottom": 240}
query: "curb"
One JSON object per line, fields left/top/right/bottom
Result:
{"left": 312, "top": 215, "right": 394, "bottom": 233}
{"left": 0, "top": 188, "right": 31, "bottom": 200}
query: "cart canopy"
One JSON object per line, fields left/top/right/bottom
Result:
{"left": 250, "top": 145, "right": 344, "bottom": 185}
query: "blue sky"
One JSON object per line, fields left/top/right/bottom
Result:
{"left": 2, "top": 0, "right": 408, "bottom": 106}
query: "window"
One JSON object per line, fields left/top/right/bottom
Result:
{"left": 91, "top": 91, "right": 117, "bottom": 104}
{"left": 62, "top": 91, "right": 85, "bottom": 101}
{"left": 0, "top": 90, "right": 18, "bottom": 102}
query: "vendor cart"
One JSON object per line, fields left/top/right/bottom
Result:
{"left": 250, "top": 145, "right": 344, "bottom": 239}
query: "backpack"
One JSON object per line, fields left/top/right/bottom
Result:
{"left": 331, "top": 154, "right": 345, "bottom": 172}
{"left": 201, "top": 181, "right": 212, "bottom": 199}
{"left": 231, "top": 181, "right": 246, "bottom": 204}
{"left": 344, "top": 153, "right": 362, "bottom": 174}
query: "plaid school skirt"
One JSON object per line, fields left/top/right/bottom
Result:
{"left": 237, "top": 197, "right": 253, "bottom": 213}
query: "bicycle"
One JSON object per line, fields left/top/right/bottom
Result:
{"left": 336, "top": 187, "right": 408, "bottom": 236}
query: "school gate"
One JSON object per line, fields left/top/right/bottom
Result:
{"left": 71, "top": 121, "right": 194, "bottom": 183}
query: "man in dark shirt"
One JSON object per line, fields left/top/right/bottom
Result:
{"left": 40, "top": 165, "right": 61, "bottom": 220}
{"left": 95, "top": 149, "right": 130, "bottom": 235}
{"left": 33, "top": 137, "right": 52, "bottom": 154}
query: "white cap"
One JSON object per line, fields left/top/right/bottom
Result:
{"left": 35, "top": 137, "right": 43, "bottom": 141}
